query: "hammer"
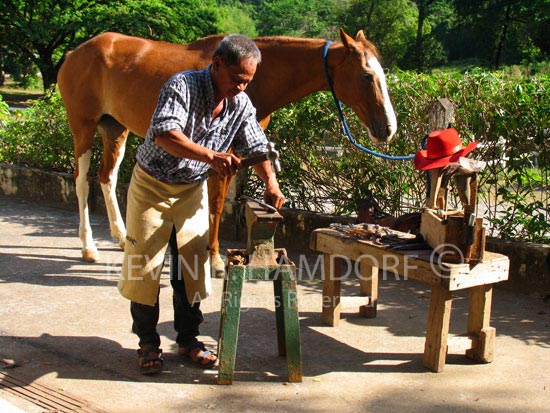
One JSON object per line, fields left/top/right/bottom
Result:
{"left": 239, "top": 142, "right": 281, "bottom": 173}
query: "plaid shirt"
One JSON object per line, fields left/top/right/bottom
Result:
{"left": 136, "top": 66, "right": 268, "bottom": 183}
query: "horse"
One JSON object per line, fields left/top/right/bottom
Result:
{"left": 57, "top": 28, "right": 397, "bottom": 272}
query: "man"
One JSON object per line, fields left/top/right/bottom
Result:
{"left": 118, "top": 34, "right": 285, "bottom": 374}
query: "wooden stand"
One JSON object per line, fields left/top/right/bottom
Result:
{"left": 310, "top": 227, "right": 509, "bottom": 372}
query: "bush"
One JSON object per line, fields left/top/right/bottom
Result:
{"left": 257, "top": 69, "right": 550, "bottom": 242}
{"left": 1, "top": 69, "right": 548, "bottom": 242}
{"left": 0, "top": 91, "right": 75, "bottom": 172}
{"left": 0, "top": 95, "right": 10, "bottom": 126}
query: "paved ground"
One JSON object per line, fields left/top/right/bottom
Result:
{"left": 0, "top": 195, "right": 549, "bottom": 413}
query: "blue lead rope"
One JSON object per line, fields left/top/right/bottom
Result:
{"left": 322, "top": 40, "right": 415, "bottom": 161}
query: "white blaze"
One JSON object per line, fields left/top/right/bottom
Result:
{"left": 368, "top": 56, "right": 397, "bottom": 139}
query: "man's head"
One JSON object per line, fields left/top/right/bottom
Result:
{"left": 211, "top": 34, "right": 261, "bottom": 99}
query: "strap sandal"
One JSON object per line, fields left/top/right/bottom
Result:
{"left": 178, "top": 341, "right": 218, "bottom": 369}
{"left": 137, "top": 346, "right": 163, "bottom": 375}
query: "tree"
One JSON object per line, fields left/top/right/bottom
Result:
{"left": 452, "top": 0, "right": 549, "bottom": 68}
{"left": 0, "top": 0, "right": 220, "bottom": 90}
{"left": 336, "top": 0, "right": 418, "bottom": 68}
{"left": 217, "top": 1, "right": 258, "bottom": 37}
{"left": 254, "top": 0, "right": 337, "bottom": 38}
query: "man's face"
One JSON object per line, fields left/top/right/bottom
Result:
{"left": 212, "top": 56, "right": 257, "bottom": 99}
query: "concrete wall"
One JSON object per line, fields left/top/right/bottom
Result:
{"left": 1, "top": 163, "right": 548, "bottom": 298}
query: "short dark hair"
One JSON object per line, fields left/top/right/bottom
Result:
{"left": 213, "top": 34, "right": 261, "bottom": 66}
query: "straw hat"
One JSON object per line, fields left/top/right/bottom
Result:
{"left": 414, "top": 128, "right": 477, "bottom": 171}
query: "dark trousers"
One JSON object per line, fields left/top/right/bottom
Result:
{"left": 130, "top": 226, "right": 204, "bottom": 349}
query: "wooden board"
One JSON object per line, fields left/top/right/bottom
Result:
{"left": 311, "top": 228, "right": 509, "bottom": 291}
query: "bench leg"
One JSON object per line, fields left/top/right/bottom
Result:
{"left": 359, "top": 260, "right": 378, "bottom": 318}
{"left": 217, "top": 266, "right": 245, "bottom": 385}
{"left": 274, "top": 275, "right": 286, "bottom": 356}
{"left": 466, "top": 284, "right": 495, "bottom": 363}
{"left": 278, "top": 266, "right": 302, "bottom": 382}
{"left": 423, "top": 285, "right": 453, "bottom": 372}
{"left": 322, "top": 255, "right": 342, "bottom": 326}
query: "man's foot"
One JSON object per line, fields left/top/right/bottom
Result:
{"left": 179, "top": 341, "right": 218, "bottom": 369}
{"left": 137, "top": 346, "right": 163, "bottom": 375}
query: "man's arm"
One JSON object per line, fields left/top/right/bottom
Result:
{"left": 154, "top": 130, "right": 242, "bottom": 177}
{"left": 253, "top": 160, "right": 285, "bottom": 210}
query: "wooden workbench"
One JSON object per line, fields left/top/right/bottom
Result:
{"left": 310, "top": 227, "right": 510, "bottom": 372}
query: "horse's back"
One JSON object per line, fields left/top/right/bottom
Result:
{"left": 58, "top": 32, "right": 220, "bottom": 136}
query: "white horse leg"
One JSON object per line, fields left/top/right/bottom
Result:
{"left": 100, "top": 140, "right": 127, "bottom": 250}
{"left": 97, "top": 115, "right": 129, "bottom": 251}
{"left": 76, "top": 149, "right": 99, "bottom": 262}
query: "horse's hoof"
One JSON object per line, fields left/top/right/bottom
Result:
{"left": 119, "top": 239, "right": 125, "bottom": 251}
{"left": 210, "top": 254, "right": 225, "bottom": 278}
{"left": 82, "top": 248, "right": 99, "bottom": 263}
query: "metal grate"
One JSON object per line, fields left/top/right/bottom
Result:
{"left": 0, "top": 371, "right": 105, "bottom": 413}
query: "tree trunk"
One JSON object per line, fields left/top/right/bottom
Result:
{"left": 493, "top": 4, "right": 512, "bottom": 69}
{"left": 41, "top": 68, "right": 57, "bottom": 91}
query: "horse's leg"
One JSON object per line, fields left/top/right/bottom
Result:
{"left": 72, "top": 120, "right": 100, "bottom": 262}
{"left": 97, "top": 115, "right": 129, "bottom": 250}
{"left": 207, "top": 172, "right": 233, "bottom": 277}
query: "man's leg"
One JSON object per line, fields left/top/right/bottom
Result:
{"left": 170, "top": 227, "right": 217, "bottom": 368}
{"left": 130, "top": 298, "right": 164, "bottom": 374}
{"left": 170, "top": 226, "right": 204, "bottom": 347}
{"left": 130, "top": 299, "right": 160, "bottom": 349}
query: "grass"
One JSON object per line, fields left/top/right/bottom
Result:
{"left": 0, "top": 77, "right": 44, "bottom": 108}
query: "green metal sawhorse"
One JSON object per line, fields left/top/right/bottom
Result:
{"left": 217, "top": 201, "right": 302, "bottom": 384}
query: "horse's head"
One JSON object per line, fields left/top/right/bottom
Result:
{"left": 332, "top": 29, "right": 397, "bottom": 144}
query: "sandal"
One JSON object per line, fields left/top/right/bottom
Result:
{"left": 178, "top": 341, "right": 218, "bottom": 369}
{"left": 137, "top": 346, "right": 163, "bottom": 375}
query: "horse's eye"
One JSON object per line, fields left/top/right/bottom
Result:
{"left": 362, "top": 72, "right": 374, "bottom": 82}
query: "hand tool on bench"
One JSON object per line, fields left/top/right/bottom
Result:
{"left": 240, "top": 194, "right": 278, "bottom": 214}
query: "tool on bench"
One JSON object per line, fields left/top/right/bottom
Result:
{"left": 240, "top": 194, "right": 278, "bottom": 214}
{"left": 384, "top": 234, "right": 432, "bottom": 251}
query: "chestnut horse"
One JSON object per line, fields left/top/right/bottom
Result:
{"left": 57, "top": 29, "right": 397, "bottom": 270}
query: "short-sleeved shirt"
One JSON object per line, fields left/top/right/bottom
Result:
{"left": 136, "top": 65, "right": 268, "bottom": 184}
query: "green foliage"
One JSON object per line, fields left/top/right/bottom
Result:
{"left": 1, "top": 67, "right": 548, "bottom": 242}
{"left": 0, "top": 0, "right": 222, "bottom": 90}
{"left": 336, "top": 0, "right": 418, "bottom": 68}
{"left": 251, "top": 68, "right": 550, "bottom": 242}
{"left": 0, "top": 95, "right": 10, "bottom": 126}
{"left": 0, "top": 91, "right": 74, "bottom": 172}
{"left": 452, "top": 0, "right": 549, "bottom": 68}
{"left": 254, "top": 0, "right": 337, "bottom": 37}
{"left": 218, "top": 2, "right": 258, "bottom": 37}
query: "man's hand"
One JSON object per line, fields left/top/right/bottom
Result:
{"left": 252, "top": 159, "right": 285, "bottom": 209}
{"left": 263, "top": 186, "right": 285, "bottom": 210}
{"left": 154, "top": 131, "right": 242, "bottom": 177}
{"left": 209, "top": 152, "right": 242, "bottom": 177}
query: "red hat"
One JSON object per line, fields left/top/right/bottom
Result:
{"left": 414, "top": 128, "right": 477, "bottom": 171}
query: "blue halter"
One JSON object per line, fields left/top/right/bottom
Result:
{"left": 322, "top": 40, "right": 415, "bottom": 161}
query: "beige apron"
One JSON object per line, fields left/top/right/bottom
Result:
{"left": 118, "top": 165, "right": 211, "bottom": 306}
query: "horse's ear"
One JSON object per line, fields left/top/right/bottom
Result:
{"left": 356, "top": 30, "right": 367, "bottom": 42}
{"left": 339, "top": 28, "right": 355, "bottom": 49}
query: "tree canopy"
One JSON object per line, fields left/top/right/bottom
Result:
{"left": 0, "top": 0, "right": 548, "bottom": 89}
{"left": 0, "top": 0, "right": 220, "bottom": 89}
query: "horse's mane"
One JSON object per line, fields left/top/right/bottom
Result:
{"left": 253, "top": 34, "right": 380, "bottom": 60}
